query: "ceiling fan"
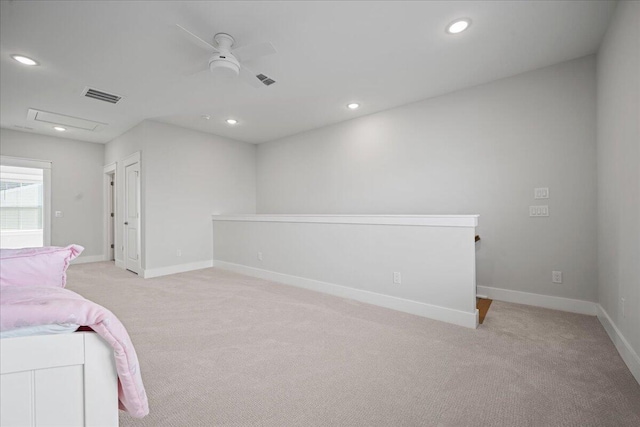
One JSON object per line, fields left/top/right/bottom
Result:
{"left": 176, "top": 24, "right": 277, "bottom": 88}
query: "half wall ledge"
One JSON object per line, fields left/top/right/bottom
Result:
{"left": 212, "top": 214, "right": 479, "bottom": 328}
{"left": 211, "top": 214, "right": 479, "bottom": 227}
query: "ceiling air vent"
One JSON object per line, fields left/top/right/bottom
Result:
{"left": 256, "top": 74, "right": 276, "bottom": 86}
{"left": 82, "top": 87, "right": 123, "bottom": 104}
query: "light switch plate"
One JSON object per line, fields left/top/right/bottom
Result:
{"left": 529, "top": 206, "right": 549, "bottom": 217}
{"left": 534, "top": 187, "right": 549, "bottom": 199}
{"left": 393, "top": 272, "right": 401, "bottom": 284}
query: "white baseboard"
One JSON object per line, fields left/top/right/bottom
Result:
{"left": 477, "top": 286, "right": 597, "bottom": 316}
{"left": 597, "top": 304, "right": 640, "bottom": 385}
{"left": 71, "top": 255, "right": 107, "bottom": 265}
{"left": 214, "top": 260, "right": 478, "bottom": 329}
{"left": 142, "top": 260, "right": 213, "bottom": 279}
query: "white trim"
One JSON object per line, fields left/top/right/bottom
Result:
{"left": 43, "top": 168, "right": 51, "bottom": 246}
{"left": 103, "top": 163, "right": 116, "bottom": 263}
{"left": 597, "top": 304, "right": 640, "bottom": 385}
{"left": 477, "top": 285, "right": 597, "bottom": 315}
{"left": 142, "top": 260, "right": 214, "bottom": 279}
{"left": 212, "top": 214, "right": 479, "bottom": 227}
{"left": 71, "top": 255, "right": 106, "bottom": 265}
{"left": 122, "top": 151, "right": 141, "bottom": 166}
{"left": 0, "top": 155, "right": 51, "bottom": 170}
{"left": 123, "top": 152, "right": 142, "bottom": 274}
{"left": 214, "top": 260, "right": 479, "bottom": 329}
{"left": 0, "top": 155, "right": 52, "bottom": 247}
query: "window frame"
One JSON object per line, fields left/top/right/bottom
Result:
{"left": 0, "top": 156, "right": 52, "bottom": 246}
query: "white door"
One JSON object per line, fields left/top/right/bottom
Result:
{"left": 124, "top": 162, "right": 140, "bottom": 274}
{"left": 108, "top": 175, "right": 115, "bottom": 261}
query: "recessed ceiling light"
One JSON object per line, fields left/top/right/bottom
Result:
{"left": 11, "top": 54, "right": 39, "bottom": 66}
{"left": 347, "top": 103, "right": 360, "bottom": 110}
{"left": 53, "top": 126, "right": 66, "bottom": 132}
{"left": 446, "top": 18, "right": 471, "bottom": 34}
{"left": 226, "top": 119, "right": 238, "bottom": 125}
{"left": 201, "top": 115, "right": 211, "bottom": 120}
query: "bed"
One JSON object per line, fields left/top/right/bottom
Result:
{"left": 0, "top": 332, "right": 119, "bottom": 426}
{"left": 0, "top": 245, "right": 148, "bottom": 426}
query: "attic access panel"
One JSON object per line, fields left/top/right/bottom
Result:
{"left": 27, "top": 109, "right": 107, "bottom": 132}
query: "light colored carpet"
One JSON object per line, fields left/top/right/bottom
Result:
{"left": 67, "top": 262, "right": 640, "bottom": 427}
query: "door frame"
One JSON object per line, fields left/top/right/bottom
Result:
{"left": 102, "top": 162, "right": 116, "bottom": 261}
{"left": 122, "top": 152, "right": 141, "bottom": 274}
{"left": 0, "top": 155, "right": 52, "bottom": 247}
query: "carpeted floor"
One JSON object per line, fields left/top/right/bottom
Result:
{"left": 67, "top": 262, "right": 640, "bottom": 427}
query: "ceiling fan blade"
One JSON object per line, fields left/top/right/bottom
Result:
{"left": 233, "top": 42, "right": 276, "bottom": 62}
{"left": 175, "top": 24, "right": 219, "bottom": 53}
{"left": 239, "top": 66, "right": 265, "bottom": 89}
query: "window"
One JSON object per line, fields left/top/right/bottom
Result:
{"left": 0, "top": 157, "right": 51, "bottom": 249}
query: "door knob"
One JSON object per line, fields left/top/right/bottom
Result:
{"left": 124, "top": 222, "right": 129, "bottom": 225}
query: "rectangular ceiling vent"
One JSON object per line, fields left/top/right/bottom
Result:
{"left": 82, "top": 87, "right": 123, "bottom": 104}
{"left": 256, "top": 74, "right": 276, "bottom": 86}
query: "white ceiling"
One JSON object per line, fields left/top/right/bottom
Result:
{"left": 0, "top": 1, "right": 616, "bottom": 144}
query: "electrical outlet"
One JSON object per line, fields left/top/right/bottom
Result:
{"left": 55, "top": 211, "right": 63, "bottom": 218}
{"left": 534, "top": 187, "right": 550, "bottom": 199}
{"left": 393, "top": 272, "right": 401, "bottom": 284}
{"left": 529, "top": 205, "right": 549, "bottom": 217}
{"left": 257, "top": 252, "right": 263, "bottom": 261}
{"left": 552, "top": 271, "right": 562, "bottom": 284}
{"left": 176, "top": 249, "right": 182, "bottom": 257}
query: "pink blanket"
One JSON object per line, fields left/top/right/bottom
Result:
{"left": 0, "top": 285, "right": 149, "bottom": 418}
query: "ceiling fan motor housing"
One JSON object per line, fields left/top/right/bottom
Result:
{"left": 209, "top": 53, "right": 240, "bottom": 77}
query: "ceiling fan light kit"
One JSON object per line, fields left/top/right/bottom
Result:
{"left": 209, "top": 54, "right": 240, "bottom": 77}
{"left": 176, "top": 25, "right": 277, "bottom": 88}
{"left": 208, "top": 33, "right": 240, "bottom": 77}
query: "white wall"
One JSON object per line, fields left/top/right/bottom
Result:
{"left": 596, "top": 1, "right": 640, "bottom": 369}
{"left": 257, "top": 56, "right": 598, "bottom": 303}
{"left": 0, "top": 129, "right": 104, "bottom": 258}
{"left": 213, "top": 216, "right": 478, "bottom": 328}
{"left": 105, "top": 120, "right": 256, "bottom": 272}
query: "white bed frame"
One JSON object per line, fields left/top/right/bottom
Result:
{"left": 0, "top": 332, "right": 119, "bottom": 427}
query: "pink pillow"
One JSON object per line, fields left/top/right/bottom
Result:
{"left": 0, "top": 245, "right": 84, "bottom": 288}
